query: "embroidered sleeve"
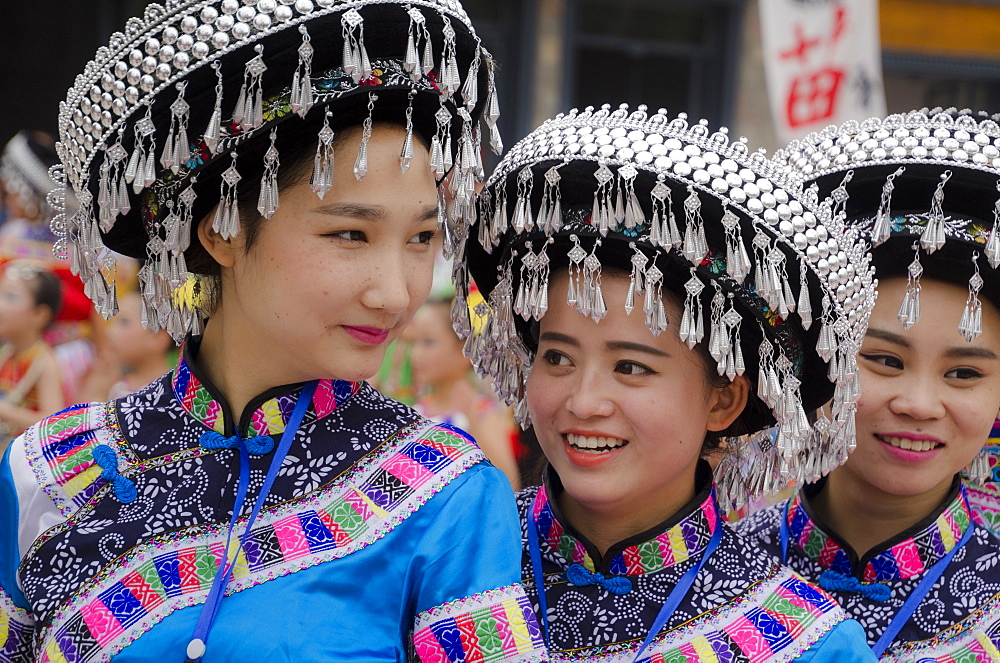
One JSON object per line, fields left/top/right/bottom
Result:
{"left": 967, "top": 482, "right": 1000, "bottom": 535}
{"left": 406, "top": 458, "right": 546, "bottom": 662}
{"left": 0, "top": 590, "right": 36, "bottom": 662}
{"left": 19, "top": 403, "right": 123, "bottom": 518}
{"left": 412, "top": 584, "right": 545, "bottom": 662}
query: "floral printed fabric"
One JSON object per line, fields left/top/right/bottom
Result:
{"left": 737, "top": 482, "right": 1000, "bottom": 660}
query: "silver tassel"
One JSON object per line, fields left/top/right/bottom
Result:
{"left": 212, "top": 153, "right": 241, "bottom": 241}
{"left": 830, "top": 170, "right": 853, "bottom": 221}
{"left": 679, "top": 270, "right": 705, "bottom": 349}
{"left": 898, "top": 244, "right": 923, "bottom": 329}
{"left": 258, "top": 128, "right": 280, "bottom": 219}
{"left": 400, "top": 92, "right": 416, "bottom": 173}
{"left": 682, "top": 187, "right": 707, "bottom": 265}
{"left": 566, "top": 235, "right": 586, "bottom": 309}
{"left": 626, "top": 243, "right": 646, "bottom": 315}
{"left": 311, "top": 110, "right": 335, "bottom": 199}
{"left": 872, "top": 166, "right": 905, "bottom": 246}
{"left": 721, "top": 208, "right": 750, "bottom": 283}
{"left": 541, "top": 166, "right": 563, "bottom": 235}
{"left": 354, "top": 93, "right": 377, "bottom": 180}
{"left": 986, "top": 182, "right": 1000, "bottom": 269}
{"left": 342, "top": 9, "right": 365, "bottom": 83}
{"left": 233, "top": 45, "right": 267, "bottom": 130}
{"left": 644, "top": 261, "right": 667, "bottom": 336}
{"left": 797, "top": 261, "right": 813, "bottom": 330}
{"left": 513, "top": 166, "right": 533, "bottom": 233}
{"left": 161, "top": 82, "right": 190, "bottom": 175}
{"left": 204, "top": 63, "right": 224, "bottom": 156}
{"left": 582, "top": 240, "right": 606, "bottom": 322}
{"left": 921, "top": 170, "right": 952, "bottom": 254}
{"left": 592, "top": 164, "right": 614, "bottom": 236}
{"left": 485, "top": 62, "right": 502, "bottom": 154}
{"left": 404, "top": 8, "right": 427, "bottom": 80}
{"left": 290, "top": 26, "right": 315, "bottom": 119}
{"left": 959, "top": 253, "right": 984, "bottom": 342}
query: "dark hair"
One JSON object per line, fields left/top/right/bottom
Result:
{"left": 7, "top": 264, "right": 63, "bottom": 327}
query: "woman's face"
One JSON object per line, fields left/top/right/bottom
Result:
{"left": 527, "top": 271, "right": 744, "bottom": 519}
{"left": 107, "top": 293, "right": 170, "bottom": 365}
{"left": 845, "top": 276, "right": 1000, "bottom": 497}
{"left": 409, "top": 303, "right": 468, "bottom": 389}
{"left": 217, "top": 123, "right": 439, "bottom": 383}
{"left": 0, "top": 271, "right": 45, "bottom": 340}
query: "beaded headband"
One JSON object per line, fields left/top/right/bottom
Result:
{"left": 52, "top": 0, "right": 499, "bottom": 340}
{"left": 454, "top": 103, "right": 876, "bottom": 511}
{"left": 773, "top": 108, "right": 1000, "bottom": 344}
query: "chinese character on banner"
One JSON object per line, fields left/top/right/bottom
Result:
{"left": 760, "top": 0, "right": 886, "bottom": 144}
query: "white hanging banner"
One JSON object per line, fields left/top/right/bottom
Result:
{"left": 760, "top": 0, "right": 886, "bottom": 145}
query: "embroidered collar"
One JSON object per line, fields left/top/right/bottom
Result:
{"left": 531, "top": 463, "right": 719, "bottom": 576}
{"left": 171, "top": 340, "right": 362, "bottom": 438}
{"left": 786, "top": 477, "right": 974, "bottom": 582}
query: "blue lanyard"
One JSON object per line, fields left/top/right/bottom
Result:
{"left": 779, "top": 490, "right": 975, "bottom": 658}
{"left": 184, "top": 380, "right": 318, "bottom": 662}
{"left": 526, "top": 491, "right": 724, "bottom": 662}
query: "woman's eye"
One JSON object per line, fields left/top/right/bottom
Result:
{"left": 541, "top": 349, "right": 571, "bottom": 367}
{"left": 328, "top": 230, "right": 366, "bottom": 242}
{"left": 860, "top": 353, "right": 903, "bottom": 370}
{"left": 615, "top": 361, "right": 654, "bottom": 376}
{"left": 946, "top": 367, "right": 984, "bottom": 380}
{"left": 408, "top": 230, "right": 438, "bottom": 245}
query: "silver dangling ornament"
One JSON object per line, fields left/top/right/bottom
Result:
{"left": 311, "top": 110, "right": 335, "bottom": 199}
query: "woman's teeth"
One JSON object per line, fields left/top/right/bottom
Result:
{"left": 566, "top": 433, "right": 628, "bottom": 454}
{"left": 880, "top": 435, "right": 940, "bottom": 452}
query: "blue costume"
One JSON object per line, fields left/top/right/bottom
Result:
{"left": 738, "top": 479, "right": 1000, "bottom": 661}
{"left": 518, "top": 467, "right": 875, "bottom": 662}
{"left": 0, "top": 347, "right": 546, "bottom": 662}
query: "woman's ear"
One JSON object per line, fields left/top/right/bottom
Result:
{"left": 197, "top": 208, "right": 238, "bottom": 268}
{"left": 706, "top": 375, "right": 750, "bottom": 433}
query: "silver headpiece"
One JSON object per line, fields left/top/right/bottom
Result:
{"left": 53, "top": 0, "right": 500, "bottom": 341}
{"left": 456, "top": 103, "right": 876, "bottom": 511}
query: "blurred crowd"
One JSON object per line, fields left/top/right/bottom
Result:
{"left": 0, "top": 129, "right": 525, "bottom": 487}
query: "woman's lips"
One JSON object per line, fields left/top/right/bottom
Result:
{"left": 342, "top": 325, "right": 391, "bottom": 345}
{"left": 875, "top": 433, "right": 944, "bottom": 461}
{"left": 560, "top": 433, "right": 629, "bottom": 468}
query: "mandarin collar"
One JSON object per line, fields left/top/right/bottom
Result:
{"left": 532, "top": 462, "right": 719, "bottom": 576}
{"left": 786, "top": 476, "right": 973, "bottom": 582}
{"left": 172, "top": 338, "right": 363, "bottom": 438}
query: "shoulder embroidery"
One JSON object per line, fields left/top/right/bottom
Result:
{"left": 412, "top": 584, "right": 546, "bottom": 663}
{"left": 34, "top": 419, "right": 486, "bottom": 662}
{"left": 0, "top": 589, "right": 35, "bottom": 659}
{"left": 21, "top": 403, "right": 128, "bottom": 518}
{"left": 880, "top": 592, "right": 1000, "bottom": 663}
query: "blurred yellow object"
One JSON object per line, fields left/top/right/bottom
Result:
{"left": 467, "top": 289, "right": 489, "bottom": 336}
{"left": 172, "top": 274, "right": 203, "bottom": 312}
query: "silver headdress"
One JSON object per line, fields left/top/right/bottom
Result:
{"left": 53, "top": 0, "right": 500, "bottom": 341}
{"left": 1, "top": 132, "right": 63, "bottom": 222}
{"left": 773, "top": 107, "right": 1000, "bottom": 344}
{"left": 456, "top": 103, "right": 876, "bottom": 511}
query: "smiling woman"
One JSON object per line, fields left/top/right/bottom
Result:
{"left": 739, "top": 108, "right": 1000, "bottom": 661}
{"left": 0, "top": 2, "right": 547, "bottom": 662}
{"left": 454, "top": 104, "right": 878, "bottom": 662}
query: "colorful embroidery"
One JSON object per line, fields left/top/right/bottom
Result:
{"left": 412, "top": 584, "right": 546, "bottom": 662}
{"left": 0, "top": 591, "right": 35, "bottom": 659}
{"left": 171, "top": 356, "right": 362, "bottom": 437}
{"left": 33, "top": 420, "right": 485, "bottom": 662}
{"left": 879, "top": 593, "right": 1000, "bottom": 663}
{"left": 532, "top": 484, "right": 718, "bottom": 575}
{"left": 20, "top": 402, "right": 130, "bottom": 517}
{"left": 784, "top": 488, "right": 973, "bottom": 582}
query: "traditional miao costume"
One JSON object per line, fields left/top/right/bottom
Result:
{"left": 0, "top": 1, "right": 545, "bottom": 661}
{"left": 452, "top": 103, "right": 879, "bottom": 661}
{"left": 738, "top": 108, "right": 1000, "bottom": 661}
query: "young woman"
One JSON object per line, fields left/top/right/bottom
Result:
{"left": 453, "top": 103, "right": 878, "bottom": 661}
{"left": 739, "top": 108, "right": 1000, "bottom": 660}
{"left": 0, "top": 261, "right": 65, "bottom": 449}
{"left": 0, "top": 2, "right": 545, "bottom": 661}
{"left": 410, "top": 297, "right": 522, "bottom": 489}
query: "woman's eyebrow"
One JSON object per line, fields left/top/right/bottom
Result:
{"left": 539, "top": 331, "right": 579, "bottom": 346}
{"left": 606, "top": 341, "right": 670, "bottom": 357}
{"left": 312, "top": 203, "right": 387, "bottom": 221}
{"left": 865, "top": 327, "right": 911, "bottom": 348}
{"left": 944, "top": 346, "right": 999, "bottom": 360}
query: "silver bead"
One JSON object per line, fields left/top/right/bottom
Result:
{"left": 747, "top": 198, "right": 764, "bottom": 214}
{"left": 125, "top": 86, "right": 140, "bottom": 103}
{"left": 112, "top": 80, "right": 126, "bottom": 97}
{"left": 253, "top": 13, "right": 272, "bottom": 29}
{"left": 196, "top": 23, "right": 214, "bottom": 41}
{"left": 693, "top": 169, "right": 711, "bottom": 185}
{"left": 141, "top": 56, "right": 157, "bottom": 73}
{"left": 911, "top": 146, "right": 928, "bottom": 158}
{"left": 673, "top": 161, "right": 692, "bottom": 177}
{"left": 743, "top": 182, "right": 760, "bottom": 198}
{"left": 211, "top": 31, "right": 230, "bottom": 48}
{"left": 222, "top": 0, "right": 240, "bottom": 14}
{"left": 237, "top": 6, "right": 256, "bottom": 22}
{"left": 177, "top": 34, "right": 194, "bottom": 51}
{"left": 803, "top": 211, "right": 817, "bottom": 228}
{"left": 617, "top": 147, "right": 635, "bottom": 161}
{"left": 100, "top": 92, "right": 113, "bottom": 109}
{"left": 216, "top": 15, "right": 235, "bottom": 31}
{"left": 258, "top": 0, "right": 277, "bottom": 12}
{"left": 100, "top": 72, "right": 115, "bottom": 91}
{"left": 730, "top": 187, "right": 746, "bottom": 204}
{"left": 173, "top": 51, "right": 191, "bottom": 69}
{"left": 80, "top": 98, "right": 91, "bottom": 114}
{"left": 114, "top": 61, "right": 128, "bottom": 79}
{"left": 101, "top": 110, "right": 113, "bottom": 127}
{"left": 294, "top": 0, "right": 314, "bottom": 12}
{"left": 201, "top": 6, "right": 220, "bottom": 22}
{"left": 232, "top": 22, "right": 251, "bottom": 38}
{"left": 192, "top": 41, "right": 211, "bottom": 59}
{"left": 180, "top": 15, "right": 199, "bottom": 33}
{"left": 155, "top": 63, "right": 172, "bottom": 81}
{"left": 112, "top": 98, "right": 126, "bottom": 115}
{"left": 317, "top": 0, "right": 334, "bottom": 6}
{"left": 145, "top": 37, "right": 161, "bottom": 55}
{"left": 275, "top": 5, "right": 293, "bottom": 21}
{"left": 764, "top": 208, "right": 779, "bottom": 225}
{"left": 793, "top": 232, "right": 807, "bottom": 249}
{"left": 159, "top": 45, "right": 175, "bottom": 62}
